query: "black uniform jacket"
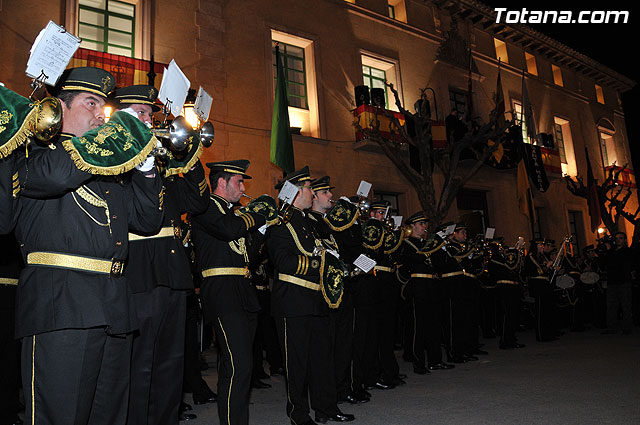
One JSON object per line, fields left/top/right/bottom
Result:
{"left": 398, "top": 237, "right": 439, "bottom": 277}
{"left": 191, "top": 193, "right": 266, "bottom": 320}
{"left": 487, "top": 249, "right": 521, "bottom": 283}
{"left": 0, "top": 154, "right": 20, "bottom": 234}
{"left": 126, "top": 161, "right": 209, "bottom": 293}
{"left": 523, "top": 253, "right": 550, "bottom": 280}
{"left": 14, "top": 135, "right": 164, "bottom": 338}
{"left": 267, "top": 208, "right": 327, "bottom": 318}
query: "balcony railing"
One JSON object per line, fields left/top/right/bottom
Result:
{"left": 604, "top": 165, "right": 636, "bottom": 188}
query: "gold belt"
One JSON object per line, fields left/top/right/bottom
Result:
{"left": 411, "top": 273, "right": 438, "bottom": 279}
{"left": 129, "top": 226, "right": 178, "bottom": 241}
{"left": 0, "top": 278, "right": 18, "bottom": 286}
{"left": 497, "top": 280, "right": 519, "bottom": 285}
{"left": 202, "top": 267, "right": 250, "bottom": 279}
{"left": 26, "top": 252, "right": 125, "bottom": 277}
{"left": 254, "top": 285, "right": 269, "bottom": 291}
{"left": 279, "top": 274, "right": 320, "bottom": 291}
{"left": 441, "top": 271, "right": 477, "bottom": 279}
{"left": 531, "top": 276, "right": 550, "bottom": 281}
{"left": 374, "top": 266, "right": 394, "bottom": 273}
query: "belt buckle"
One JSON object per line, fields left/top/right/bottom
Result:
{"left": 110, "top": 259, "right": 125, "bottom": 277}
{"left": 244, "top": 267, "right": 252, "bottom": 279}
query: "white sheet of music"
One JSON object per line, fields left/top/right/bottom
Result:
{"left": 194, "top": 86, "right": 213, "bottom": 122}
{"left": 485, "top": 227, "right": 495, "bottom": 239}
{"left": 278, "top": 180, "right": 299, "bottom": 204}
{"left": 26, "top": 21, "right": 80, "bottom": 86}
{"left": 158, "top": 59, "right": 190, "bottom": 117}
{"left": 353, "top": 254, "right": 376, "bottom": 273}
{"left": 392, "top": 216, "right": 402, "bottom": 228}
{"left": 356, "top": 180, "right": 372, "bottom": 198}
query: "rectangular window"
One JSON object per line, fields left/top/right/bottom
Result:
{"left": 362, "top": 64, "right": 388, "bottom": 108}
{"left": 456, "top": 188, "right": 490, "bottom": 238}
{"left": 387, "top": 0, "right": 406, "bottom": 22}
{"left": 512, "top": 101, "right": 528, "bottom": 143}
{"left": 361, "top": 54, "right": 400, "bottom": 112}
{"left": 449, "top": 88, "right": 467, "bottom": 115}
{"left": 78, "top": 0, "right": 135, "bottom": 57}
{"left": 595, "top": 84, "right": 605, "bottom": 104}
{"left": 494, "top": 38, "right": 508, "bottom": 64}
{"left": 554, "top": 116, "right": 577, "bottom": 176}
{"left": 273, "top": 41, "right": 308, "bottom": 110}
{"left": 600, "top": 132, "right": 617, "bottom": 166}
{"left": 552, "top": 64, "right": 563, "bottom": 87}
{"left": 525, "top": 52, "right": 538, "bottom": 76}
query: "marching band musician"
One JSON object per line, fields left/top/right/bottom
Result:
{"left": 437, "top": 223, "right": 484, "bottom": 363}
{"left": 14, "top": 67, "right": 164, "bottom": 424}
{"left": 486, "top": 239, "right": 525, "bottom": 349}
{"left": 191, "top": 160, "right": 274, "bottom": 425}
{"left": 324, "top": 195, "right": 369, "bottom": 404}
{"left": 398, "top": 212, "right": 454, "bottom": 374}
{"left": 267, "top": 166, "right": 354, "bottom": 425}
{"left": 119, "top": 85, "right": 211, "bottom": 425}
{"left": 523, "top": 238, "right": 559, "bottom": 342}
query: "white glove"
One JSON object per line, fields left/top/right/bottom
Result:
{"left": 119, "top": 107, "right": 138, "bottom": 119}
{"left": 136, "top": 155, "right": 155, "bottom": 172}
{"left": 258, "top": 224, "right": 267, "bottom": 235}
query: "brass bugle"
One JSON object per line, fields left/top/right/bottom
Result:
{"left": 199, "top": 121, "right": 215, "bottom": 147}
{"left": 31, "top": 97, "right": 63, "bottom": 143}
{"left": 151, "top": 115, "right": 193, "bottom": 152}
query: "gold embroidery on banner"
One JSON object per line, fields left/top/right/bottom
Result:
{"left": 0, "top": 109, "right": 13, "bottom": 134}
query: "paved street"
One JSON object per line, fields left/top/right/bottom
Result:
{"left": 185, "top": 327, "right": 640, "bottom": 425}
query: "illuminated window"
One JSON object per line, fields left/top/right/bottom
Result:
{"left": 553, "top": 116, "right": 576, "bottom": 176}
{"left": 387, "top": 0, "right": 406, "bottom": 22}
{"left": 78, "top": 0, "right": 135, "bottom": 57}
{"left": 272, "top": 41, "right": 308, "bottom": 110}
{"left": 525, "top": 52, "right": 538, "bottom": 76}
{"left": 552, "top": 65, "right": 563, "bottom": 87}
{"left": 600, "top": 132, "right": 617, "bottom": 166}
{"left": 595, "top": 84, "right": 605, "bottom": 104}
{"left": 271, "top": 30, "right": 319, "bottom": 137}
{"left": 512, "top": 101, "right": 528, "bottom": 143}
{"left": 494, "top": 38, "right": 508, "bottom": 64}
{"left": 361, "top": 54, "right": 400, "bottom": 111}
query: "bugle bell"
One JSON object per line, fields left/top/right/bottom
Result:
{"left": 151, "top": 115, "right": 194, "bottom": 152}
{"left": 199, "top": 121, "right": 215, "bottom": 147}
{"left": 32, "top": 97, "right": 63, "bottom": 143}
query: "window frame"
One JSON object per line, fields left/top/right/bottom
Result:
{"left": 362, "top": 64, "right": 389, "bottom": 108}
{"left": 78, "top": 0, "right": 136, "bottom": 57}
{"left": 272, "top": 41, "right": 309, "bottom": 110}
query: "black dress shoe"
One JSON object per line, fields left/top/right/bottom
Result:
{"left": 179, "top": 413, "right": 197, "bottom": 421}
{"left": 398, "top": 373, "right": 407, "bottom": 379}
{"left": 300, "top": 420, "right": 319, "bottom": 425}
{"left": 256, "top": 369, "right": 270, "bottom": 379}
{"left": 392, "top": 377, "right": 406, "bottom": 386}
{"left": 365, "top": 380, "right": 395, "bottom": 390}
{"left": 180, "top": 401, "right": 193, "bottom": 412}
{"left": 428, "top": 362, "right": 455, "bottom": 370}
{"left": 193, "top": 393, "right": 217, "bottom": 405}
{"left": 342, "top": 392, "right": 370, "bottom": 404}
{"left": 315, "top": 411, "right": 355, "bottom": 423}
{"left": 499, "top": 343, "right": 514, "bottom": 350}
{"left": 413, "top": 365, "right": 429, "bottom": 375}
{"left": 447, "top": 355, "right": 467, "bottom": 364}
{"left": 473, "top": 349, "right": 489, "bottom": 355}
{"left": 463, "top": 354, "right": 479, "bottom": 361}
{"left": 251, "top": 379, "right": 272, "bottom": 389}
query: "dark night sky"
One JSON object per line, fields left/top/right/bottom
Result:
{"left": 484, "top": 2, "right": 639, "bottom": 170}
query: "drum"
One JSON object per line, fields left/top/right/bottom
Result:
{"left": 580, "top": 271, "right": 600, "bottom": 285}
{"left": 555, "top": 274, "right": 576, "bottom": 289}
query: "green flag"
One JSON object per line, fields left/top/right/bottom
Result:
{"left": 270, "top": 44, "right": 295, "bottom": 173}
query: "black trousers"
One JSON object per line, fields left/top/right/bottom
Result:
{"left": 128, "top": 287, "right": 186, "bottom": 425}
{"left": 446, "top": 277, "right": 477, "bottom": 356}
{"left": 497, "top": 284, "right": 521, "bottom": 345}
{"left": 480, "top": 286, "right": 498, "bottom": 338}
{"left": 411, "top": 279, "right": 444, "bottom": 367}
{"left": 530, "top": 279, "right": 557, "bottom": 341}
{"left": 215, "top": 311, "right": 257, "bottom": 425}
{"left": 330, "top": 289, "right": 354, "bottom": 400}
{"left": 22, "top": 328, "right": 132, "bottom": 425}
{"left": 0, "top": 288, "right": 20, "bottom": 425}
{"left": 351, "top": 275, "right": 378, "bottom": 389}
{"left": 252, "top": 289, "right": 282, "bottom": 377}
{"left": 376, "top": 273, "right": 400, "bottom": 382}
{"left": 183, "top": 292, "right": 214, "bottom": 402}
{"left": 275, "top": 315, "right": 338, "bottom": 425}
